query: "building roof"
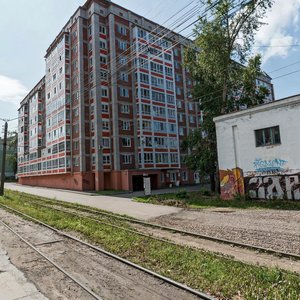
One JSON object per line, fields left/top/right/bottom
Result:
{"left": 18, "top": 76, "right": 45, "bottom": 110}
{"left": 213, "top": 94, "right": 300, "bottom": 123}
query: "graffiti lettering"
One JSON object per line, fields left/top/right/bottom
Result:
{"left": 245, "top": 174, "right": 300, "bottom": 200}
{"left": 253, "top": 158, "right": 288, "bottom": 173}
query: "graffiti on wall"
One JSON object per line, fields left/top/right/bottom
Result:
{"left": 253, "top": 158, "right": 288, "bottom": 174}
{"left": 245, "top": 174, "right": 300, "bottom": 200}
{"left": 220, "top": 168, "right": 245, "bottom": 200}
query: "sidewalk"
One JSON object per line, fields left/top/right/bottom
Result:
{"left": 0, "top": 244, "right": 47, "bottom": 300}
{"left": 4, "top": 183, "right": 182, "bottom": 220}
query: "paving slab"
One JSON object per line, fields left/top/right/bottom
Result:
{"left": 5, "top": 183, "right": 182, "bottom": 220}
{"left": 0, "top": 243, "right": 47, "bottom": 300}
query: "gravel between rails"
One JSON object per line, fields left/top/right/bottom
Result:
{"left": 0, "top": 208, "right": 200, "bottom": 300}
{"left": 151, "top": 208, "right": 300, "bottom": 256}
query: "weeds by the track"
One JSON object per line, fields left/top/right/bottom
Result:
{"left": 1, "top": 190, "right": 300, "bottom": 299}
{"left": 134, "top": 190, "right": 300, "bottom": 210}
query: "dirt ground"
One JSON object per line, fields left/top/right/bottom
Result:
{"left": 0, "top": 208, "right": 200, "bottom": 300}
{"left": 145, "top": 207, "right": 300, "bottom": 273}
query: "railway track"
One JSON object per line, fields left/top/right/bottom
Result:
{"left": 13, "top": 195, "right": 300, "bottom": 261}
{"left": 0, "top": 203, "right": 214, "bottom": 300}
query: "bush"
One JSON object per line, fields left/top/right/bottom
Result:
{"left": 199, "top": 189, "right": 211, "bottom": 196}
{"left": 176, "top": 189, "right": 188, "bottom": 199}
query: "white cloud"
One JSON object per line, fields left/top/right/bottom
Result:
{"left": 0, "top": 75, "right": 28, "bottom": 107}
{"left": 255, "top": 0, "right": 300, "bottom": 63}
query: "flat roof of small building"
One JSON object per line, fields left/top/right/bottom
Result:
{"left": 213, "top": 94, "right": 300, "bottom": 123}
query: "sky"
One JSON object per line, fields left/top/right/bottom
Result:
{"left": 0, "top": 0, "right": 300, "bottom": 131}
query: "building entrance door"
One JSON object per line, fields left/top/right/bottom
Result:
{"left": 132, "top": 175, "right": 144, "bottom": 191}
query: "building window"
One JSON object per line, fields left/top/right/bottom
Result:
{"left": 167, "top": 95, "right": 175, "bottom": 104}
{"left": 103, "top": 155, "right": 111, "bottom": 165}
{"left": 170, "top": 172, "right": 177, "bottom": 182}
{"left": 122, "top": 154, "right": 132, "bottom": 164}
{"left": 175, "top": 74, "right": 182, "bottom": 82}
{"left": 140, "top": 88, "right": 150, "bottom": 99}
{"left": 121, "top": 120, "right": 130, "bottom": 130}
{"left": 141, "top": 104, "right": 151, "bottom": 115}
{"left": 120, "top": 72, "right": 128, "bottom": 82}
{"left": 120, "top": 87, "right": 129, "bottom": 97}
{"left": 101, "top": 103, "right": 109, "bottom": 113}
{"left": 102, "top": 120, "right": 109, "bottom": 130}
{"left": 174, "top": 61, "right": 181, "bottom": 69}
{"left": 119, "top": 56, "right": 127, "bottom": 65}
{"left": 117, "top": 25, "right": 127, "bottom": 35}
{"left": 101, "top": 88, "right": 108, "bottom": 97}
{"left": 73, "top": 157, "right": 79, "bottom": 167}
{"left": 99, "top": 25, "right": 106, "bottom": 34}
{"left": 164, "top": 53, "right": 172, "bottom": 61}
{"left": 74, "top": 107, "right": 79, "bottom": 117}
{"left": 121, "top": 104, "right": 130, "bottom": 114}
{"left": 122, "top": 137, "right": 131, "bottom": 147}
{"left": 99, "top": 40, "right": 107, "bottom": 49}
{"left": 174, "top": 48, "right": 179, "bottom": 57}
{"left": 170, "top": 154, "right": 178, "bottom": 163}
{"left": 100, "top": 55, "right": 107, "bottom": 64}
{"left": 102, "top": 138, "right": 110, "bottom": 148}
{"left": 100, "top": 69, "right": 108, "bottom": 80}
{"left": 142, "top": 120, "right": 152, "bottom": 131}
{"left": 150, "top": 62, "right": 163, "bottom": 74}
{"left": 144, "top": 153, "right": 153, "bottom": 163}
{"left": 166, "top": 81, "right": 174, "bottom": 91}
{"left": 118, "top": 41, "right": 127, "bottom": 50}
{"left": 152, "top": 91, "right": 165, "bottom": 103}
{"left": 140, "top": 73, "right": 149, "bottom": 84}
{"left": 179, "top": 127, "right": 184, "bottom": 136}
{"left": 165, "top": 67, "right": 173, "bottom": 77}
{"left": 138, "top": 58, "right": 148, "bottom": 69}
{"left": 255, "top": 126, "right": 281, "bottom": 147}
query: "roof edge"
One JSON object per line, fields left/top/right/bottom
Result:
{"left": 213, "top": 94, "right": 300, "bottom": 123}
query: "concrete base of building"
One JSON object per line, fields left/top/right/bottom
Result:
{"left": 18, "top": 169, "right": 196, "bottom": 192}
{"left": 18, "top": 172, "right": 96, "bottom": 191}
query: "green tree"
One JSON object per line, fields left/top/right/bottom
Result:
{"left": 183, "top": 0, "right": 273, "bottom": 192}
{"left": 6, "top": 131, "right": 18, "bottom": 176}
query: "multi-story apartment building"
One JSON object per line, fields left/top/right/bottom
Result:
{"left": 17, "top": 0, "right": 274, "bottom": 192}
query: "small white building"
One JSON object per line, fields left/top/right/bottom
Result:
{"left": 214, "top": 94, "right": 300, "bottom": 200}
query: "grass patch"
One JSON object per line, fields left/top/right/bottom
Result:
{"left": 134, "top": 190, "right": 300, "bottom": 210}
{"left": 0, "top": 190, "right": 299, "bottom": 299}
{"left": 95, "top": 189, "right": 128, "bottom": 196}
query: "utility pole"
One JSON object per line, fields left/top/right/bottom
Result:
{"left": 0, "top": 121, "right": 8, "bottom": 196}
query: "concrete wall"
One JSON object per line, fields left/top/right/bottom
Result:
{"left": 215, "top": 95, "right": 300, "bottom": 200}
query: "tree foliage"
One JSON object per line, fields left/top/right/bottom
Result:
{"left": 183, "top": 0, "right": 274, "bottom": 191}
{"left": 6, "top": 131, "right": 18, "bottom": 176}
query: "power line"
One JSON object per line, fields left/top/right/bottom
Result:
{"left": 272, "top": 68, "right": 300, "bottom": 80}
{"left": 254, "top": 44, "right": 300, "bottom": 48}
{"left": 268, "top": 60, "right": 300, "bottom": 74}
{"left": 109, "top": 0, "right": 200, "bottom": 74}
